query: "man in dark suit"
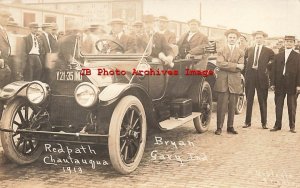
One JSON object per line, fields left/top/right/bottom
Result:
{"left": 214, "top": 29, "right": 244, "bottom": 135}
{"left": 143, "top": 15, "right": 174, "bottom": 67}
{"left": 270, "top": 36, "right": 300, "bottom": 133}
{"left": 130, "top": 21, "right": 148, "bottom": 53}
{"left": 243, "top": 31, "right": 274, "bottom": 129}
{"left": 109, "top": 19, "right": 136, "bottom": 54}
{"left": 157, "top": 16, "right": 176, "bottom": 45}
{"left": 0, "top": 10, "right": 12, "bottom": 119}
{"left": 23, "top": 22, "right": 43, "bottom": 81}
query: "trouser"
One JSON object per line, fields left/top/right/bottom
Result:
{"left": 217, "top": 90, "right": 238, "bottom": 129}
{"left": 0, "top": 100, "right": 3, "bottom": 120}
{"left": 245, "top": 70, "right": 268, "bottom": 125}
{"left": 274, "top": 91, "right": 298, "bottom": 129}
{"left": 25, "top": 55, "right": 42, "bottom": 81}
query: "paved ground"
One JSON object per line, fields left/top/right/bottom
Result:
{"left": 0, "top": 91, "right": 300, "bottom": 188}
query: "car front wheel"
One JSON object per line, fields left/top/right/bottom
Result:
{"left": 108, "top": 95, "right": 147, "bottom": 174}
{"left": 0, "top": 98, "right": 43, "bottom": 164}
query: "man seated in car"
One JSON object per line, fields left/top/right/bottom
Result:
{"left": 130, "top": 21, "right": 148, "bottom": 53}
{"left": 142, "top": 15, "right": 174, "bottom": 68}
{"left": 108, "top": 18, "right": 136, "bottom": 54}
{"left": 177, "top": 19, "right": 209, "bottom": 69}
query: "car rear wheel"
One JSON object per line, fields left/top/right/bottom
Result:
{"left": 194, "top": 81, "right": 212, "bottom": 133}
{"left": 0, "top": 98, "right": 43, "bottom": 164}
{"left": 108, "top": 95, "right": 147, "bottom": 174}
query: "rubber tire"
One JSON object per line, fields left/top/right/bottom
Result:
{"left": 108, "top": 95, "right": 147, "bottom": 174}
{"left": 235, "top": 79, "right": 246, "bottom": 115}
{"left": 0, "top": 98, "right": 43, "bottom": 164}
{"left": 194, "top": 81, "right": 212, "bottom": 133}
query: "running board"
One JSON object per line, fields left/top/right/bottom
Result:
{"left": 159, "top": 112, "right": 201, "bottom": 130}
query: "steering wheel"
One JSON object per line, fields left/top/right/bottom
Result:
{"left": 95, "top": 39, "right": 125, "bottom": 54}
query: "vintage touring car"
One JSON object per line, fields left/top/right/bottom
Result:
{"left": 0, "top": 35, "right": 213, "bottom": 174}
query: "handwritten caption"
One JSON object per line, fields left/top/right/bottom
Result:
{"left": 43, "top": 143, "right": 109, "bottom": 174}
{"left": 256, "top": 169, "right": 297, "bottom": 186}
{"left": 150, "top": 136, "right": 208, "bottom": 166}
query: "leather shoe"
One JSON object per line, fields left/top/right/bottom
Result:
{"left": 262, "top": 124, "right": 268, "bottom": 129}
{"left": 215, "top": 129, "right": 222, "bottom": 135}
{"left": 242, "top": 124, "right": 251, "bottom": 128}
{"left": 290, "top": 129, "right": 296, "bottom": 133}
{"left": 270, "top": 127, "right": 281, "bottom": 132}
{"left": 227, "top": 127, "right": 238, "bottom": 134}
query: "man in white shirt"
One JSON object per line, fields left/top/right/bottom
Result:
{"left": 270, "top": 35, "right": 300, "bottom": 133}
{"left": 23, "top": 22, "right": 43, "bottom": 81}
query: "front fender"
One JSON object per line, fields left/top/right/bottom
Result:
{"left": 99, "top": 83, "right": 148, "bottom": 103}
{"left": 0, "top": 81, "right": 30, "bottom": 100}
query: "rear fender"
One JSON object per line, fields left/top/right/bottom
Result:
{"left": 0, "top": 81, "right": 30, "bottom": 101}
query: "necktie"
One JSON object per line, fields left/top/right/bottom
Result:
{"left": 253, "top": 46, "right": 260, "bottom": 67}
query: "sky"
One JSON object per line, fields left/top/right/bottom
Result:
{"left": 144, "top": 0, "right": 300, "bottom": 37}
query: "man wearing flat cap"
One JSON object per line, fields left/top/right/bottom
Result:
{"left": 108, "top": 18, "right": 136, "bottom": 54}
{"left": 0, "top": 9, "right": 12, "bottom": 119}
{"left": 142, "top": 14, "right": 174, "bottom": 67}
{"left": 177, "top": 19, "right": 208, "bottom": 60}
{"left": 243, "top": 31, "right": 274, "bottom": 129}
{"left": 23, "top": 22, "right": 43, "bottom": 81}
{"left": 157, "top": 16, "right": 176, "bottom": 45}
{"left": 214, "top": 29, "right": 244, "bottom": 135}
{"left": 270, "top": 35, "right": 300, "bottom": 133}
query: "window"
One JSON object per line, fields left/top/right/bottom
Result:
{"left": 45, "top": 15, "right": 57, "bottom": 23}
{"left": 23, "top": 12, "right": 36, "bottom": 27}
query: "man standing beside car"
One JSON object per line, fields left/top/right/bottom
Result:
{"left": 0, "top": 10, "right": 12, "bottom": 119}
{"left": 23, "top": 22, "right": 43, "bottom": 81}
{"left": 243, "top": 31, "right": 274, "bottom": 129}
{"left": 270, "top": 35, "right": 300, "bottom": 133}
{"left": 214, "top": 29, "right": 244, "bottom": 135}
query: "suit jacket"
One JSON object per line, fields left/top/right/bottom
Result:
{"left": 39, "top": 31, "right": 51, "bottom": 54}
{"left": 49, "top": 34, "right": 58, "bottom": 53}
{"left": 0, "top": 28, "right": 11, "bottom": 61}
{"left": 270, "top": 50, "right": 300, "bottom": 94}
{"left": 177, "top": 31, "right": 208, "bottom": 56}
{"left": 111, "top": 33, "right": 136, "bottom": 53}
{"left": 163, "top": 30, "right": 176, "bottom": 44}
{"left": 151, "top": 32, "right": 173, "bottom": 58}
{"left": 244, "top": 46, "right": 274, "bottom": 89}
{"left": 214, "top": 45, "right": 244, "bottom": 94}
{"left": 24, "top": 34, "right": 43, "bottom": 55}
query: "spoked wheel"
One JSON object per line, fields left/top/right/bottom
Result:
{"left": 194, "top": 81, "right": 212, "bottom": 133}
{"left": 235, "top": 78, "right": 246, "bottom": 114}
{"left": 0, "top": 98, "right": 44, "bottom": 164}
{"left": 108, "top": 95, "right": 146, "bottom": 174}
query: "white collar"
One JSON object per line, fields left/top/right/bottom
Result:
{"left": 0, "top": 25, "right": 4, "bottom": 30}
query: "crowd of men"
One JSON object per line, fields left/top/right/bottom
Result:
{"left": 0, "top": 8, "right": 300, "bottom": 135}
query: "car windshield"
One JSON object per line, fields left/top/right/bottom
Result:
{"left": 80, "top": 32, "right": 152, "bottom": 57}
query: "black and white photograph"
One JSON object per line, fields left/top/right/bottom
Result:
{"left": 0, "top": 0, "right": 300, "bottom": 187}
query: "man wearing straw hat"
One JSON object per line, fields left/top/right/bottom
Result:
{"left": 270, "top": 35, "right": 300, "bottom": 133}
{"left": 243, "top": 31, "right": 274, "bottom": 129}
{"left": 214, "top": 29, "right": 244, "bottom": 135}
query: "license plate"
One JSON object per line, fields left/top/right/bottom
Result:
{"left": 56, "top": 70, "right": 82, "bottom": 81}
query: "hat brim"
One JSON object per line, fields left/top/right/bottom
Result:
{"left": 225, "top": 30, "right": 240, "bottom": 37}
{"left": 252, "top": 32, "right": 268, "bottom": 38}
